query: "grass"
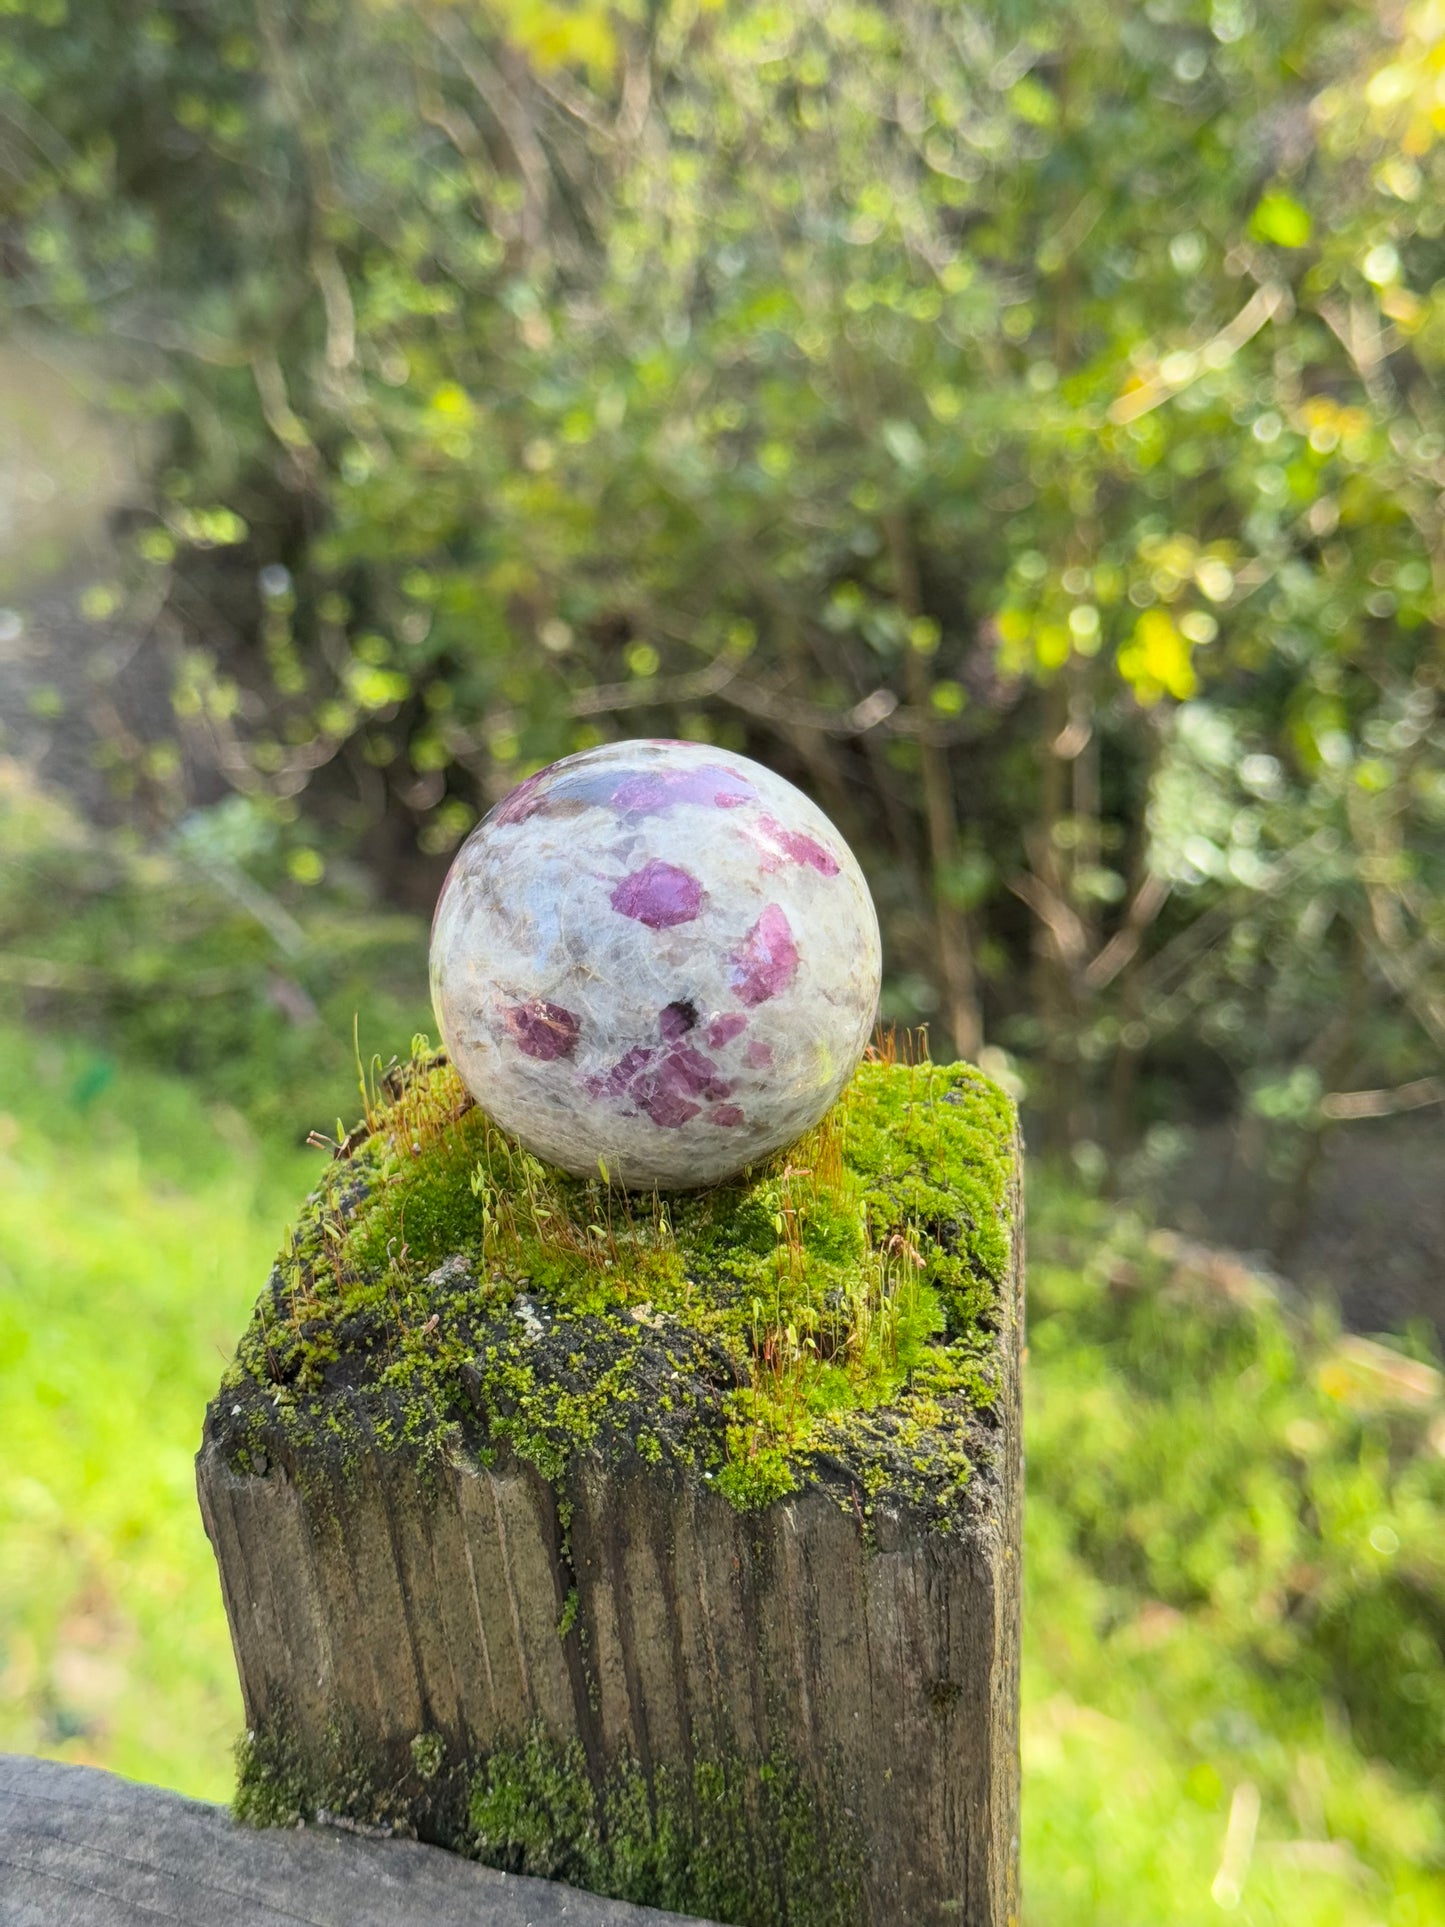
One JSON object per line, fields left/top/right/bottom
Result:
{"left": 1, "top": 1018, "right": 1443, "bottom": 1920}
{"left": 0, "top": 1027, "right": 312, "bottom": 1799}
{"left": 1020, "top": 1192, "right": 1445, "bottom": 1926}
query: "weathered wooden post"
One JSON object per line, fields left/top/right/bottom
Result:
{"left": 198, "top": 1047, "right": 1023, "bottom": 1927}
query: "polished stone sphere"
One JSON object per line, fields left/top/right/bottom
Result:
{"left": 430, "top": 739, "right": 882, "bottom": 1188}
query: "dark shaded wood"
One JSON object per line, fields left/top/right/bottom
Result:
{"left": 197, "top": 1133, "right": 1024, "bottom": 1927}
{"left": 0, "top": 1754, "right": 715, "bottom": 1927}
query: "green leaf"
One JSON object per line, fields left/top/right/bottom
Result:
{"left": 1250, "top": 193, "right": 1312, "bottom": 248}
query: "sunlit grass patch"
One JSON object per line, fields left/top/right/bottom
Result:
{"left": 1021, "top": 1184, "right": 1445, "bottom": 1925}
{"left": 0, "top": 1027, "right": 310, "bottom": 1800}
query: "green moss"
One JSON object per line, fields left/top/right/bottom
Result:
{"left": 234, "top": 1725, "right": 313, "bottom": 1831}
{"left": 235, "top": 1718, "right": 410, "bottom": 1833}
{"left": 467, "top": 1726, "right": 597, "bottom": 1880}
{"left": 235, "top": 1710, "right": 471, "bottom": 1843}
{"left": 465, "top": 1725, "right": 861, "bottom": 1927}
{"left": 235, "top": 1709, "right": 861, "bottom": 1927}
{"left": 211, "top": 1044, "right": 1016, "bottom": 1523}
{"left": 410, "top": 1729, "right": 445, "bottom": 1781}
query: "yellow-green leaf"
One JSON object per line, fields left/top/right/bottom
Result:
{"left": 1117, "top": 608, "right": 1198, "bottom": 705}
{"left": 1250, "top": 193, "right": 1312, "bottom": 249}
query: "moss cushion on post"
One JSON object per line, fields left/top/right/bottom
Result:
{"left": 197, "top": 1046, "right": 1023, "bottom": 1927}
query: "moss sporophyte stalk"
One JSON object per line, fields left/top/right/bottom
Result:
{"left": 214, "top": 1041, "right": 1015, "bottom": 1522}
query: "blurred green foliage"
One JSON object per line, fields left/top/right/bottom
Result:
{"left": 0, "top": 764, "right": 430, "bottom": 1139}
{"left": 1, "top": 1015, "right": 1442, "bottom": 1920}
{"left": 1, "top": 0, "right": 1441, "bottom": 1206}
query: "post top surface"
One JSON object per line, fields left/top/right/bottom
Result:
{"left": 207, "top": 1051, "right": 1019, "bottom": 1527}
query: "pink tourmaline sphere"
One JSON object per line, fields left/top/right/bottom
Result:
{"left": 429, "top": 740, "right": 882, "bottom": 1188}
